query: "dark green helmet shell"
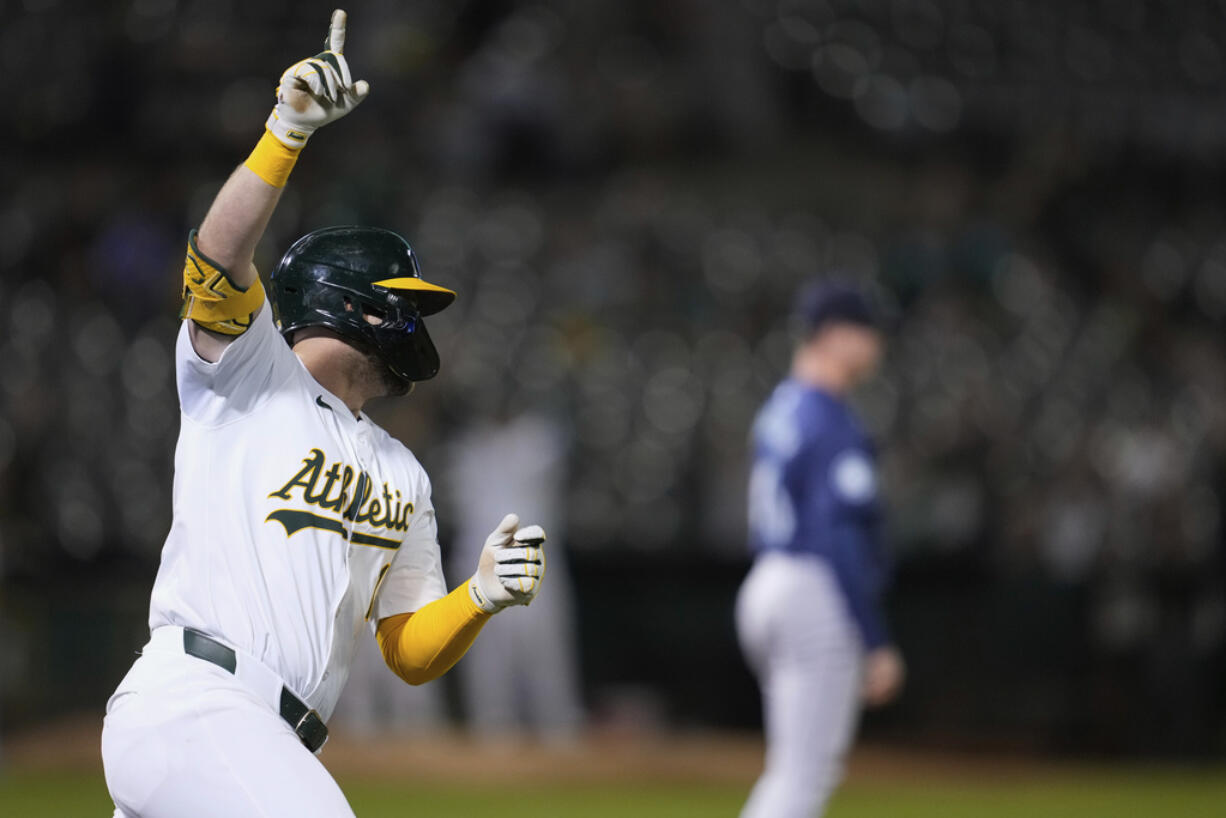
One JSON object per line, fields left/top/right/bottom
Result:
{"left": 269, "top": 226, "right": 456, "bottom": 382}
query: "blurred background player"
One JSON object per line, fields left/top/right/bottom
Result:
{"left": 736, "top": 282, "right": 905, "bottom": 818}
{"left": 444, "top": 401, "right": 585, "bottom": 744}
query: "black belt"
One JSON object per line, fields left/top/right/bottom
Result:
{"left": 182, "top": 627, "right": 329, "bottom": 753}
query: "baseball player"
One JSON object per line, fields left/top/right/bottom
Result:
{"left": 736, "top": 283, "right": 905, "bottom": 818}
{"left": 100, "top": 11, "right": 547, "bottom": 817}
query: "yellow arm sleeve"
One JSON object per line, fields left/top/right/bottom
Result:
{"left": 180, "top": 230, "right": 265, "bottom": 335}
{"left": 376, "top": 581, "right": 492, "bottom": 686}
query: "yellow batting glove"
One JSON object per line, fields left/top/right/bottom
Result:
{"left": 265, "top": 9, "right": 370, "bottom": 150}
{"left": 467, "top": 514, "right": 547, "bottom": 613}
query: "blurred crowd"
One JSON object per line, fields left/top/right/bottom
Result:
{"left": 2, "top": 0, "right": 1224, "bottom": 754}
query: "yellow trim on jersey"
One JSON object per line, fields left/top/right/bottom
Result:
{"left": 180, "top": 230, "right": 265, "bottom": 335}
{"left": 365, "top": 563, "right": 392, "bottom": 622}
{"left": 244, "top": 128, "right": 301, "bottom": 188}
{"left": 375, "top": 583, "right": 491, "bottom": 686}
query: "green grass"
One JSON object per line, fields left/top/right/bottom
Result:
{"left": 0, "top": 772, "right": 111, "bottom": 815}
{"left": 344, "top": 778, "right": 748, "bottom": 816}
{"left": 830, "top": 772, "right": 1226, "bottom": 818}
{"left": 4, "top": 767, "right": 1226, "bottom": 816}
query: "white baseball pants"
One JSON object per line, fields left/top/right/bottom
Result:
{"left": 101, "top": 636, "right": 354, "bottom": 818}
{"left": 735, "top": 551, "right": 864, "bottom": 818}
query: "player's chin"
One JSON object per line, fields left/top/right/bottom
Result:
{"left": 354, "top": 343, "right": 413, "bottom": 397}
{"left": 381, "top": 368, "right": 414, "bottom": 398}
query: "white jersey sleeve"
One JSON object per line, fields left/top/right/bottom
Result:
{"left": 176, "top": 305, "right": 301, "bottom": 425}
{"left": 370, "top": 476, "right": 449, "bottom": 623}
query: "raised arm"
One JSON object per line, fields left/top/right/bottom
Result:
{"left": 184, "top": 9, "right": 369, "bottom": 362}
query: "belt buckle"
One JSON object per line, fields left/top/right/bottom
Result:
{"left": 293, "top": 708, "right": 329, "bottom": 753}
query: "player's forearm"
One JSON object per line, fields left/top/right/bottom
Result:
{"left": 829, "top": 525, "right": 892, "bottom": 650}
{"left": 376, "top": 583, "right": 492, "bottom": 686}
{"left": 375, "top": 519, "right": 545, "bottom": 685}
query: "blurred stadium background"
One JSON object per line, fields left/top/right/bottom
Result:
{"left": 3, "top": 0, "right": 1226, "bottom": 813}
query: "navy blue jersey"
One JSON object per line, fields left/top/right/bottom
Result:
{"left": 747, "top": 379, "right": 891, "bottom": 649}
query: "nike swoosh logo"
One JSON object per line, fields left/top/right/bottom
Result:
{"left": 315, "top": 395, "right": 333, "bottom": 412}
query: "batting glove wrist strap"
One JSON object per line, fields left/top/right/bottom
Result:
{"left": 264, "top": 10, "right": 370, "bottom": 151}
{"left": 467, "top": 574, "right": 500, "bottom": 614}
{"left": 470, "top": 514, "right": 547, "bottom": 613}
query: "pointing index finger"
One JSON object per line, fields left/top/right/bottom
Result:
{"left": 327, "top": 9, "right": 347, "bottom": 54}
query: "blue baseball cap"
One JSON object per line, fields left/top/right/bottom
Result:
{"left": 794, "top": 281, "right": 880, "bottom": 334}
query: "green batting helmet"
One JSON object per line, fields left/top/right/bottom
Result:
{"left": 269, "top": 226, "right": 456, "bottom": 382}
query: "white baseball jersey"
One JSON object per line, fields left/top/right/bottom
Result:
{"left": 147, "top": 304, "right": 447, "bottom": 721}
